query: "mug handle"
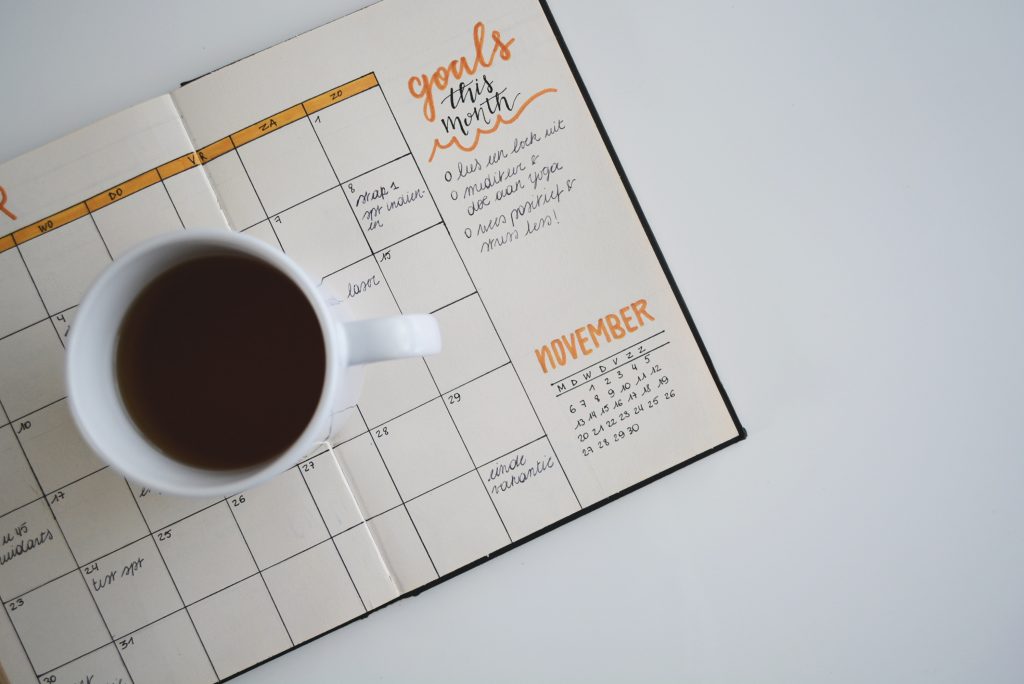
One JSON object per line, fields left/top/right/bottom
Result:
{"left": 342, "top": 314, "right": 442, "bottom": 365}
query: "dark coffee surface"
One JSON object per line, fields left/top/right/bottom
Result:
{"left": 116, "top": 254, "right": 326, "bottom": 469}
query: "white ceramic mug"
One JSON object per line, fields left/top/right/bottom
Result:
{"left": 66, "top": 230, "right": 440, "bottom": 498}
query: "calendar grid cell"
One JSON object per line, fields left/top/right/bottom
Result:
{"left": 221, "top": 500, "right": 295, "bottom": 647}
{"left": 261, "top": 183, "right": 340, "bottom": 226}
{"left": 232, "top": 148, "right": 286, "bottom": 250}
{"left": 157, "top": 179, "right": 188, "bottom": 230}
{"left": 86, "top": 214, "right": 116, "bottom": 262}
{"left": 0, "top": 583, "right": 35, "bottom": 677}
{"left": 295, "top": 459, "right": 370, "bottom": 613}
{"left": 12, "top": 247, "right": 65, "bottom": 351}
{"left": 362, "top": 403, "right": 438, "bottom": 571}
{"left": 356, "top": 406, "right": 440, "bottom": 579}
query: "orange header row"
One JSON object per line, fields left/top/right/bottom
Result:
{"left": 304, "top": 73, "right": 378, "bottom": 115}
{"left": 12, "top": 202, "right": 89, "bottom": 245}
{"left": 0, "top": 73, "right": 379, "bottom": 253}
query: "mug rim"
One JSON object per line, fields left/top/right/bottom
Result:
{"left": 66, "top": 229, "right": 343, "bottom": 497}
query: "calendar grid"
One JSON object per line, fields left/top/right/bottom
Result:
{"left": 1, "top": 596, "right": 33, "bottom": 681}
{"left": 0, "top": 400, "right": 37, "bottom": 680}
{"left": 86, "top": 214, "right": 115, "bottom": 262}
{"left": 0, "top": 70, "right": 589, "bottom": 681}
{"left": 12, "top": 248, "right": 65, "bottom": 351}
{"left": 0, "top": 304, "right": 78, "bottom": 347}
{"left": 30, "top": 519, "right": 388, "bottom": 679}
{"left": 420, "top": 356, "right": 514, "bottom": 543}
{"left": 314, "top": 88, "right": 519, "bottom": 546}
{"left": 4, "top": 414, "right": 499, "bottom": 611}
{"left": 232, "top": 151, "right": 412, "bottom": 235}
{"left": 295, "top": 461, "right": 370, "bottom": 613}
{"left": 9, "top": 505, "right": 403, "bottom": 634}
{"left": 303, "top": 110, "right": 446, "bottom": 581}
{"left": 358, "top": 361, "right": 511, "bottom": 432}
{"left": 8, "top": 397, "right": 67, "bottom": 427}
{"left": 333, "top": 434, "right": 554, "bottom": 535}
{"left": 290, "top": 218, "right": 445, "bottom": 289}
{"left": 232, "top": 147, "right": 287, "bottom": 252}
{"left": 555, "top": 342, "right": 671, "bottom": 397}
{"left": 0, "top": 396, "right": 137, "bottom": 682}
{"left": 379, "top": 84, "right": 585, "bottom": 510}
{"left": 222, "top": 502, "right": 295, "bottom": 647}
{"left": 122, "top": 481, "right": 220, "bottom": 679}
{"left": 356, "top": 405, "right": 441, "bottom": 580}
{"left": 35, "top": 605, "right": 194, "bottom": 679}
{"left": 157, "top": 179, "right": 187, "bottom": 232}
{"left": 4, "top": 172, "right": 162, "bottom": 679}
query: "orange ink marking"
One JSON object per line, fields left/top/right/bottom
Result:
{"left": 427, "top": 87, "right": 557, "bottom": 162}
{"left": 408, "top": 22, "right": 515, "bottom": 123}
{"left": 534, "top": 300, "right": 656, "bottom": 374}
{"left": 0, "top": 185, "right": 15, "bottom": 221}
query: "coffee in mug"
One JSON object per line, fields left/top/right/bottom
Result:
{"left": 67, "top": 230, "right": 441, "bottom": 497}
{"left": 116, "top": 253, "right": 327, "bottom": 470}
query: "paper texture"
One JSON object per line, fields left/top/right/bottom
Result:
{"left": 0, "top": 0, "right": 742, "bottom": 680}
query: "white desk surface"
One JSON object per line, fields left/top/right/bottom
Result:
{"left": 3, "top": 1, "right": 1022, "bottom": 681}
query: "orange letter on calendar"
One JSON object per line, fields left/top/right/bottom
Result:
{"left": 0, "top": 185, "right": 16, "bottom": 221}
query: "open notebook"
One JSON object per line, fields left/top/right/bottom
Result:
{"left": 0, "top": 0, "right": 744, "bottom": 681}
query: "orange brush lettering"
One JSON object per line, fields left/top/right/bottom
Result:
{"left": 0, "top": 185, "right": 15, "bottom": 221}
{"left": 408, "top": 21, "right": 515, "bottom": 123}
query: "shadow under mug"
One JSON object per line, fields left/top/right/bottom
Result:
{"left": 66, "top": 229, "right": 441, "bottom": 498}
